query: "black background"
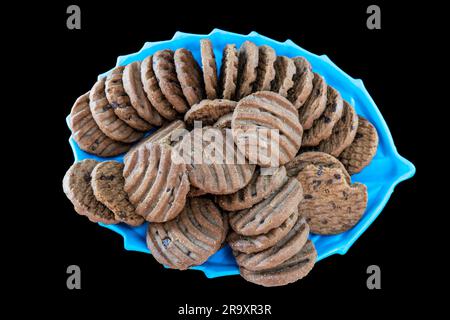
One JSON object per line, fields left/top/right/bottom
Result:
{"left": 14, "top": 0, "right": 434, "bottom": 316}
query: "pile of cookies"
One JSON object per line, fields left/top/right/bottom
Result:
{"left": 63, "top": 38, "right": 379, "bottom": 287}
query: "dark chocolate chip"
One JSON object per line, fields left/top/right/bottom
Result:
{"left": 355, "top": 132, "right": 363, "bottom": 139}
{"left": 100, "top": 174, "right": 115, "bottom": 181}
{"left": 304, "top": 194, "right": 313, "bottom": 199}
{"left": 83, "top": 172, "right": 91, "bottom": 183}
{"left": 334, "top": 173, "right": 341, "bottom": 180}
{"left": 323, "top": 116, "right": 331, "bottom": 123}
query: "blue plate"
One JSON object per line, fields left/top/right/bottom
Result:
{"left": 66, "top": 29, "right": 415, "bottom": 278}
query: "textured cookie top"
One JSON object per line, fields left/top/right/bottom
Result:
{"left": 89, "top": 78, "right": 143, "bottom": 143}
{"left": 219, "top": 44, "right": 238, "bottom": 100}
{"left": 200, "top": 39, "right": 218, "bottom": 99}
{"left": 213, "top": 113, "right": 233, "bottom": 129}
{"left": 70, "top": 92, "right": 130, "bottom": 157}
{"left": 178, "top": 127, "right": 256, "bottom": 195}
{"left": 236, "top": 41, "right": 259, "bottom": 99}
{"left": 184, "top": 99, "right": 237, "bottom": 126}
{"left": 339, "top": 116, "right": 378, "bottom": 174}
{"left": 254, "top": 45, "right": 276, "bottom": 92}
{"left": 123, "top": 142, "right": 190, "bottom": 222}
{"left": 288, "top": 57, "right": 314, "bottom": 109}
{"left": 91, "top": 161, "right": 144, "bottom": 226}
{"left": 298, "top": 72, "right": 327, "bottom": 130}
{"left": 174, "top": 48, "right": 205, "bottom": 106}
{"left": 146, "top": 196, "right": 225, "bottom": 270}
{"left": 232, "top": 91, "right": 303, "bottom": 167}
{"left": 271, "top": 56, "right": 296, "bottom": 98}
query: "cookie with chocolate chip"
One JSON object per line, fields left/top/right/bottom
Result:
{"left": 200, "top": 39, "right": 218, "bottom": 99}
{"left": 288, "top": 57, "right": 314, "bottom": 109}
{"left": 236, "top": 41, "right": 259, "bottom": 99}
{"left": 298, "top": 72, "right": 327, "bottom": 130}
{"left": 184, "top": 99, "right": 237, "bottom": 126}
{"left": 253, "top": 45, "right": 276, "bottom": 92}
{"left": 219, "top": 44, "right": 238, "bottom": 100}
{"left": 271, "top": 56, "right": 296, "bottom": 98}
{"left": 174, "top": 48, "right": 204, "bottom": 106}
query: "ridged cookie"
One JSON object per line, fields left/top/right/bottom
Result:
{"left": 216, "top": 166, "right": 288, "bottom": 211}
{"left": 174, "top": 48, "right": 204, "bottom": 106}
{"left": 184, "top": 99, "right": 237, "bottom": 126}
{"left": 146, "top": 197, "right": 225, "bottom": 270}
{"left": 271, "top": 56, "right": 296, "bottom": 98}
{"left": 302, "top": 86, "right": 344, "bottom": 146}
{"left": 297, "top": 164, "right": 367, "bottom": 234}
{"left": 153, "top": 50, "right": 189, "bottom": 114}
{"left": 288, "top": 57, "right": 314, "bottom": 109}
{"left": 229, "top": 178, "right": 303, "bottom": 236}
{"left": 236, "top": 41, "right": 259, "bottom": 99}
{"left": 240, "top": 240, "right": 317, "bottom": 287}
{"left": 89, "top": 78, "right": 143, "bottom": 143}
{"left": 339, "top": 116, "right": 378, "bottom": 174}
{"left": 219, "top": 44, "right": 238, "bottom": 100}
{"left": 141, "top": 55, "right": 179, "bottom": 120}
{"left": 123, "top": 142, "right": 190, "bottom": 222}
{"left": 69, "top": 92, "right": 130, "bottom": 157}
{"left": 298, "top": 72, "right": 327, "bottom": 130}
{"left": 105, "top": 65, "right": 153, "bottom": 131}
{"left": 253, "top": 45, "right": 276, "bottom": 92}
{"left": 62, "top": 159, "right": 117, "bottom": 224}
{"left": 200, "top": 39, "right": 218, "bottom": 99}
{"left": 91, "top": 161, "right": 144, "bottom": 226}
{"left": 232, "top": 91, "right": 303, "bottom": 167}
{"left": 316, "top": 100, "right": 359, "bottom": 157}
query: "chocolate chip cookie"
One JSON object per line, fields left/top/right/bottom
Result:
{"left": 298, "top": 72, "right": 327, "bottom": 130}
{"left": 174, "top": 48, "right": 204, "bottom": 106}
{"left": 236, "top": 41, "right": 259, "bottom": 99}
{"left": 271, "top": 56, "right": 296, "bottom": 98}
{"left": 288, "top": 57, "right": 314, "bottom": 109}
{"left": 219, "top": 44, "right": 238, "bottom": 100}
{"left": 184, "top": 99, "right": 237, "bottom": 126}
{"left": 253, "top": 45, "right": 276, "bottom": 92}
{"left": 200, "top": 39, "right": 218, "bottom": 99}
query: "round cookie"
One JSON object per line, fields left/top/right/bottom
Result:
{"left": 228, "top": 178, "right": 303, "bottom": 236}
{"left": 178, "top": 127, "right": 256, "bottom": 195}
{"left": 298, "top": 72, "right": 327, "bottom": 130}
{"left": 213, "top": 113, "right": 233, "bottom": 129}
{"left": 219, "top": 44, "right": 238, "bottom": 100}
{"left": 316, "top": 100, "right": 359, "bottom": 157}
{"left": 239, "top": 240, "right": 317, "bottom": 287}
{"left": 232, "top": 91, "right": 303, "bottom": 167}
{"left": 141, "top": 55, "right": 179, "bottom": 120}
{"left": 271, "top": 56, "right": 296, "bottom": 98}
{"left": 122, "top": 61, "right": 164, "bottom": 126}
{"left": 146, "top": 197, "right": 225, "bottom": 270}
{"left": 236, "top": 41, "right": 259, "bottom": 99}
{"left": 62, "top": 159, "right": 117, "bottom": 224}
{"left": 184, "top": 99, "right": 237, "bottom": 127}
{"left": 288, "top": 57, "right": 314, "bottom": 109}
{"left": 123, "top": 142, "right": 190, "bottom": 222}
{"left": 253, "top": 45, "right": 276, "bottom": 92}
{"left": 91, "top": 161, "right": 144, "bottom": 226}
{"left": 216, "top": 166, "right": 288, "bottom": 211}
{"left": 153, "top": 50, "right": 189, "bottom": 114}
{"left": 174, "top": 48, "right": 204, "bottom": 106}
{"left": 69, "top": 92, "right": 131, "bottom": 157}
{"left": 89, "top": 78, "right": 143, "bottom": 143}
{"left": 339, "top": 116, "right": 378, "bottom": 174}
{"left": 227, "top": 210, "right": 298, "bottom": 254}
{"left": 200, "top": 39, "right": 218, "bottom": 99}
{"left": 302, "top": 86, "right": 344, "bottom": 147}
{"left": 105, "top": 65, "right": 153, "bottom": 131}
{"left": 285, "top": 151, "right": 351, "bottom": 184}
{"left": 234, "top": 215, "right": 309, "bottom": 271}
{"left": 297, "top": 164, "right": 367, "bottom": 234}
{"left": 124, "top": 120, "right": 186, "bottom": 161}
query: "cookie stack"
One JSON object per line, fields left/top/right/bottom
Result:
{"left": 64, "top": 38, "right": 380, "bottom": 287}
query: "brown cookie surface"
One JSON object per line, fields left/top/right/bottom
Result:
{"left": 146, "top": 197, "right": 225, "bottom": 270}
{"left": 298, "top": 72, "right": 327, "bottom": 130}
{"left": 105, "top": 65, "right": 153, "bottom": 131}
{"left": 316, "top": 100, "right": 359, "bottom": 157}
{"left": 236, "top": 41, "right": 259, "bottom": 99}
{"left": 184, "top": 99, "right": 237, "bottom": 126}
{"left": 240, "top": 240, "right": 317, "bottom": 287}
{"left": 297, "top": 164, "right": 367, "bottom": 234}
{"left": 178, "top": 127, "right": 255, "bottom": 195}
{"left": 141, "top": 55, "right": 179, "bottom": 120}
{"left": 200, "top": 39, "right": 218, "bottom": 99}
{"left": 228, "top": 210, "right": 298, "bottom": 254}
{"left": 232, "top": 91, "right": 303, "bottom": 167}
{"left": 123, "top": 143, "right": 190, "bottom": 222}
{"left": 91, "top": 161, "right": 144, "bottom": 226}
{"left": 285, "top": 151, "right": 351, "bottom": 184}
{"left": 216, "top": 166, "right": 288, "bottom": 211}
{"left": 213, "top": 113, "right": 233, "bottom": 129}
{"left": 89, "top": 78, "right": 143, "bottom": 143}
{"left": 253, "top": 45, "right": 276, "bottom": 92}
{"left": 271, "top": 56, "right": 296, "bottom": 98}
{"left": 229, "top": 178, "right": 303, "bottom": 236}
{"left": 70, "top": 92, "right": 131, "bottom": 157}
{"left": 174, "top": 48, "right": 204, "bottom": 106}
{"left": 219, "top": 44, "right": 238, "bottom": 100}
{"left": 122, "top": 61, "right": 163, "bottom": 126}
{"left": 153, "top": 50, "right": 189, "bottom": 114}
{"left": 302, "top": 86, "right": 344, "bottom": 146}
{"left": 339, "top": 116, "right": 378, "bottom": 174}
{"left": 62, "top": 159, "right": 117, "bottom": 224}
{"left": 288, "top": 57, "right": 314, "bottom": 109}
{"left": 234, "top": 215, "right": 309, "bottom": 271}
